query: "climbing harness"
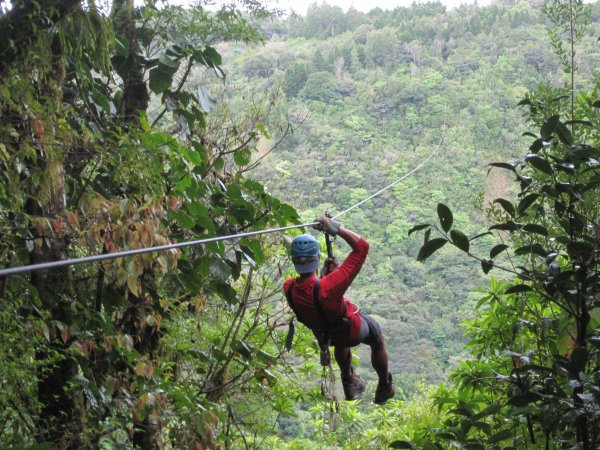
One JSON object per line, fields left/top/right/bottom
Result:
{"left": 0, "top": 133, "right": 444, "bottom": 278}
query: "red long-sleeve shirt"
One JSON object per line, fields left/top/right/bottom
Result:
{"left": 284, "top": 237, "right": 369, "bottom": 346}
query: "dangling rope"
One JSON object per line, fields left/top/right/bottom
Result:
{"left": 320, "top": 359, "right": 339, "bottom": 433}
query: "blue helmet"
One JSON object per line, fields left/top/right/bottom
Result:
{"left": 291, "top": 234, "right": 320, "bottom": 273}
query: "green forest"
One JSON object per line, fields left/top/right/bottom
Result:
{"left": 1, "top": 0, "right": 600, "bottom": 448}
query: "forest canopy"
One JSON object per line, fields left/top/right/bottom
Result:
{"left": 1, "top": 0, "right": 600, "bottom": 449}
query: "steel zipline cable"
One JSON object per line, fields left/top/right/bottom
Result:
{"left": 0, "top": 223, "right": 318, "bottom": 277}
{"left": 0, "top": 129, "right": 445, "bottom": 277}
{"left": 332, "top": 125, "right": 446, "bottom": 220}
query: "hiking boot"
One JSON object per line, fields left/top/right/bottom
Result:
{"left": 341, "top": 369, "right": 366, "bottom": 401}
{"left": 374, "top": 373, "right": 395, "bottom": 405}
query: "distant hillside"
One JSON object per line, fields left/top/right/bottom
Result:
{"left": 217, "top": 0, "right": 600, "bottom": 393}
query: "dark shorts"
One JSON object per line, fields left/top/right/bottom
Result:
{"left": 348, "top": 312, "right": 383, "bottom": 348}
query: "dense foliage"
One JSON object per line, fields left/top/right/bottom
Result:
{"left": 229, "top": 0, "right": 600, "bottom": 398}
{"left": 0, "top": 1, "right": 313, "bottom": 448}
{"left": 2, "top": 0, "right": 600, "bottom": 449}
{"left": 218, "top": 0, "right": 600, "bottom": 448}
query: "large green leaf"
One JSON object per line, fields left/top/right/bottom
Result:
{"left": 489, "top": 221, "right": 521, "bottom": 232}
{"left": 203, "top": 45, "right": 222, "bottom": 66}
{"left": 514, "top": 243, "right": 547, "bottom": 257}
{"left": 481, "top": 259, "right": 493, "bottom": 274}
{"left": 188, "top": 201, "right": 209, "bottom": 218}
{"left": 487, "top": 429, "right": 513, "bottom": 444}
{"left": 216, "top": 282, "right": 238, "bottom": 304}
{"left": 450, "top": 229, "right": 469, "bottom": 253}
{"left": 408, "top": 224, "right": 430, "bottom": 236}
{"left": 555, "top": 120, "right": 573, "bottom": 146}
{"left": 417, "top": 238, "right": 447, "bottom": 262}
{"left": 517, "top": 194, "right": 539, "bottom": 215}
{"left": 149, "top": 63, "right": 178, "bottom": 94}
{"left": 240, "top": 239, "right": 265, "bottom": 265}
{"left": 488, "top": 162, "right": 515, "bottom": 171}
{"left": 540, "top": 115, "right": 560, "bottom": 139}
{"left": 490, "top": 244, "right": 509, "bottom": 259}
{"left": 494, "top": 198, "right": 515, "bottom": 217}
{"left": 231, "top": 339, "right": 253, "bottom": 359}
{"left": 522, "top": 223, "right": 548, "bottom": 236}
{"left": 170, "top": 210, "right": 195, "bottom": 229}
{"left": 504, "top": 284, "right": 533, "bottom": 294}
{"left": 208, "top": 257, "right": 232, "bottom": 284}
{"left": 570, "top": 347, "right": 589, "bottom": 375}
{"left": 437, "top": 203, "right": 453, "bottom": 232}
{"left": 234, "top": 148, "right": 252, "bottom": 166}
{"left": 526, "top": 154, "right": 553, "bottom": 175}
{"left": 471, "top": 404, "right": 501, "bottom": 421}
{"left": 464, "top": 444, "right": 486, "bottom": 450}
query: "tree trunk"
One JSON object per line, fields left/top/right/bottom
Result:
{"left": 24, "top": 31, "right": 82, "bottom": 447}
{"left": 112, "top": 0, "right": 149, "bottom": 120}
{"left": 111, "top": 3, "right": 158, "bottom": 445}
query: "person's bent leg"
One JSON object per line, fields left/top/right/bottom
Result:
{"left": 334, "top": 345, "right": 352, "bottom": 379}
{"left": 334, "top": 345, "right": 365, "bottom": 400}
{"left": 370, "top": 334, "right": 395, "bottom": 404}
{"left": 360, "top": 313, "right": 395, "bottom": 404}
{"left": 370, "top": 333, "right": 390, "bottom": 383}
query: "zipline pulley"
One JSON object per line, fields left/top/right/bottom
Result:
{"left": 324, "top": 211, "right": 335, "bottom": 260}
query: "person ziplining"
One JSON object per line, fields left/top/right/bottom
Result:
{"left": 0, "top": 127, "right": 444, "bottom": 406}
{"left": 284, "top": 215, "right": 395, "bottom": 404}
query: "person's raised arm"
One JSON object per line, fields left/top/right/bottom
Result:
{"left": 336, "top": 225, "right": 361, "bottom": 249}
{"left": 313, "top": 215, "right": 369, "bottom": 297}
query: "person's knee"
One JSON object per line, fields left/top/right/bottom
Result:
{"left": 334, "top": 346, "right": 351, "bottom": 359}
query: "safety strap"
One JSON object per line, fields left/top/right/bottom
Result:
{"left": 284, "top": 282, "right": 300, "bottom": 318}
{"left": 285, "top": 278, "right": 330, "bottom": 333}
{"left": 312, "top": 279, "right": 330, "bottom": 330}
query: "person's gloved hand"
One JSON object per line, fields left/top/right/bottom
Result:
{"left": 313, "top": 215, "right": 341, "bottom": 236}
{"left": 321, "top": 257, "right": 339, "bottom": 276}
